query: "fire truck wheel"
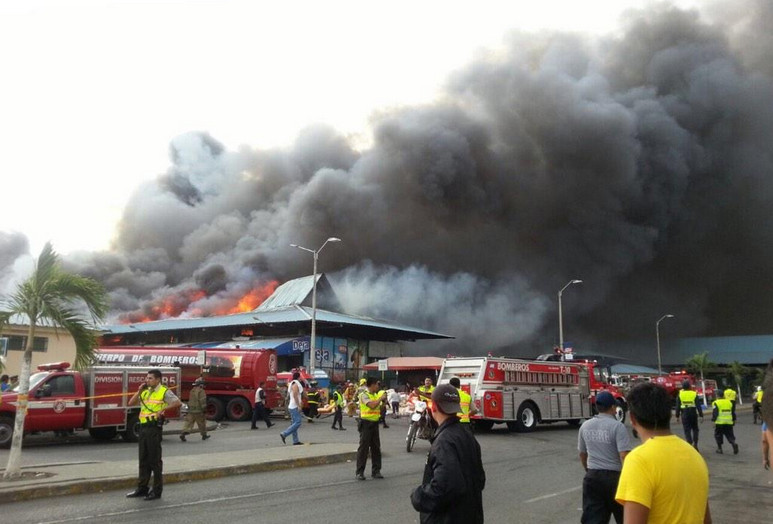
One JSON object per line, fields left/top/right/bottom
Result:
{"left": 122, "top": 413, "right": 141, "bottom": 442}
{"left": 88, "top": 427, "right": 118, "bottom": 441}
{"left": 614, "top": 402, "right": 627, "bottom": 424}
{"left": 207, "top": 397, "right": 226, "bottom": 421}
{"left": 0, "top": 417, "right": 13, "bottom": 448}
{"left": 513, "top": 402, "right": 539, "bottom": 432}
{"left": 226, "top": 397, "right": 251, "bottom": 421}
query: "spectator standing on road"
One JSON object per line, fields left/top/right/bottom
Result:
{"left": 615, "top": 382, "right": 711, "bottom": 524}
{"left": 389, "top": 388, "right": 401, "bottom": 418}
{"left": 449, "top": 377, "right": 476, "bottom": 431}
{"left": 712, "top": 390, "right": 739, "bottom": 454}
{"left": 251, "top": 381, "right": 274, "bottom": 430}
{"left": 577, "top": 391, "right": 631, "bottom": 524}
{"left": 331, "top": 384, "right": 346, "bottom": 430}
{"left": 280, "top": 372, "right": 304, "bottom": 446}
{"left": 126, "top": 369, "right": 181, "bottom": 501}
{"left": 179, "top": 378, "right": 209, "bottom": 442}
{"left": 675, "top": 380, "right": 703, "bottom": 451}
{"left": 355, "top": 377, "right": 386, "bottom": 480}
{"left": 410, "top": 383, "right": 486, "bottom": 523}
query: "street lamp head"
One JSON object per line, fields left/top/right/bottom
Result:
{"left": 571, "top": 279, "right": 583, "bottom": 284}
{"left": 289, "top": 244, "right": 298, "bottom": 248}
{"left": 327, "top": 237, "right": 342, "bottom": 243}
{"left": 666, "top": 314, "right": 674, "bottom": 319}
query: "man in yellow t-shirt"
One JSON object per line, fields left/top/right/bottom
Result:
{"left": 615, "top": 383, "right": 711, "bottom": 524}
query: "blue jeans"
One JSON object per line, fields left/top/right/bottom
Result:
{"left": 282, "top": 407, "right": 302, "bottom": 443}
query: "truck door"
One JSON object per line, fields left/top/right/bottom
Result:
{"left": 28, "top": 374, "right": 85, "bottom": 431}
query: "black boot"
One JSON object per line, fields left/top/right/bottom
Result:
{"left": 126, "top": 487, "right": 149, "bottom": 498}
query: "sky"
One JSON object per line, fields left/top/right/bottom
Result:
{"left": 0, "top": 0, "right": 682, "bottom": 256}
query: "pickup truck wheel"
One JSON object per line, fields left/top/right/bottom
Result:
{"left": 88, "top": 427, "right": 118, "bottom": 441}
{"left": 207, "top": 397, "right": 226, "bottom": 421}
{"left": 226, "top": 397, "right": 251, "bottom": 421}
{"left": 122, "top": 413, "right": 140, "bottom": 442}
{"left": 513, "top": 402, "right": 539, "bottom": 432}
{"left": 0, "top": 417, "right": 14, "bottom": 448}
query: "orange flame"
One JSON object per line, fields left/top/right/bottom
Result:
{"left": 215, "top": 280, "right": 280, "bottom": 315}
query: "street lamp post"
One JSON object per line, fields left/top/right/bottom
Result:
{"left": 656, "top": 314, "right": 675, "bottom": 374}
{"left": 558, "top": 280, "right": 583, "bottom": 360}
{"left": 290, "top": 237, "right": 341, "bottom": 377}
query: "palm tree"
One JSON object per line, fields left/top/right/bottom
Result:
{"left": 727, "top": 360, "right": 748, "bottom": 402}
{"left": 685, "top": 351, "right": 714, "bottom": 389}
{"left": 0, "top": 243, "right": 107, "bottom": 479}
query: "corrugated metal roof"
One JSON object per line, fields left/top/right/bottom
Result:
{"left": 256, "top": 275, "right": 315, "bottom": 311}
{"left": 663, "top": 336, "right": 773, "bottom": 366}
{"left": 102, "top": 305, "right": 451, "bottom": 339}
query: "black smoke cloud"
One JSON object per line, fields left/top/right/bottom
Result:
{"left": 51, "top": 1, "right": 773, "bottom": 359}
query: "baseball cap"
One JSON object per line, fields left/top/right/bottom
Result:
{"left": 595, "top": 391, "right": 615, "bottom": 408}
{"left": 432, "top": 384, "right": 462, "bottom": 414}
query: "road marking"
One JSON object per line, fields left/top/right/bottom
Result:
{"left": 523, "top": 485, "right": 581, "bottom": 503}
{"left": 37, "top": 479, "right": 356, "bottom": 524}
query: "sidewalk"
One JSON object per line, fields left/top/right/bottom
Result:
{"left": 0, "top": 420, "right": 357, "bottom": 504}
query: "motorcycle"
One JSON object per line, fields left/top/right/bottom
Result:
{"left": 406, "top": 400, "right": 434, "bottom": 452}
{"left": 753, "top": 401, "right": 762, "bottom": 424}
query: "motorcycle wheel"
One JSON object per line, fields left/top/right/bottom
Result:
{"left": 406, "top": 422, "right": 418, "bottom": 452}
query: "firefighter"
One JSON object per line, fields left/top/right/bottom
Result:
{"left": 126, "top": 369, "right": 181, "bottom": 500}
{"left": 712, "top": 390, "right": 739, "bottom": 454}
{"left": 355, "top": 377, "right": 386, "bottom": 480}
{"left": 180, "top": 377, "right": 209, "bottom": 442}
{"left": 307, "top": 381, "right": 320, "bottom": 419}
{"left": 449, "top": 377, "right": 476, "bottom": 432}
{"left": 675, "top": 380, "right": 703, "bottom": 451}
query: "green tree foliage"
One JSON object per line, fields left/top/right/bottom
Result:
{"left": 0, "top": 243, "right": 107, "bottom": 479}
{"left": 685, "top": 352, "right": 714, "bottom": 384}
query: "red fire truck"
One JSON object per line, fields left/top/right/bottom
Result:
{"left": 95, "top": 346, "right": 279, "bottom": 421}
{"left": 438, "top": 357, "right": 592, "bottom": 432}
{"left": 0, "top": 362, "right": 181, "bottom": 448}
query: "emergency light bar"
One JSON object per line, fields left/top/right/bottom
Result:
{"left": 37, "top": 362, "right": 71, "bottom": 372}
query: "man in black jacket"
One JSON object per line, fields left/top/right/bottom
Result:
{"left": 410, "top": 384, "right": 486, "bottom": 523}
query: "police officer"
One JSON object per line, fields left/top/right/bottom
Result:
{"left": 449, "top": 377, "right": 476, "bottom": 432}
{"left": 724, "top": 387, "right": 738, "bottom": 408}
{"left": 753, "top": 386, "right": 764, "bottom": 425}
{"left": 712, "top": 390, "right": 739, "bottom": 454}
{"left": 355, "top": 377, "right": 386, "bottom": 480}
{"left": 331, "top": 384, "right": 346, "bottom": 431}
{"left": 126, "top": 369, "right": 181, "bottom": 500}
{"left": 675, "top": 380, "right": 703, "bottom": 451}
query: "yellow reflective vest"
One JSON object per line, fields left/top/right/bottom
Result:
{"left": 418, "top": 385, "right": 435, "bottom": 409}
{"left": 457, "top": 389, "right": 472, "bottom": 423}
{"left": 679, "top": 389, "right": 697, "bottom": 409}
{"left": 713, "top": 398, "right": 733, "bottom": 425}
{"left": 139, "top": 386, "right": 168, "bottom": 423}
{"left": 724, "top": 388, "right": 737, "bottom": 402}
{"left": 755, "top": 390, "right": 764, "bottom": 403}
{"left": 360, "top": 391, "right": 381, "bottom": 421}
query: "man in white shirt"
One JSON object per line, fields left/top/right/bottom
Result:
{"left": 251, "top": 381, "right": 274, "bottom": 430}
{"left": 280, "top": 372, "right": 304, "bottom": 445}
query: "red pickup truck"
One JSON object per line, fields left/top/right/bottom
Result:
{"left": 0, "top": 361, "right": 181, "bottom": 447}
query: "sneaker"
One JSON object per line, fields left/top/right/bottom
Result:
{"left": 732, "top": 443, "right": 739, "bottom": 455}
{"left": 267, "top": 423, "right": 275, "bottom": 428}
{"left": 331, "top": 426, "right": 338, "bottom": 430}
{"left": 280, "top": 434, "right": 286, "bottom": 445}
{"left": 355, "top": 473, "right": 366, "bottom": 481}
{"left": 372, "top": 472, "right": 384, "bottom": 479}
{"left": 293, "top": 441, "right": 304, "bottom": 445}
{"left": 716, "top": 448, "right": 723, "bottom": 454}
{"left": 383, "top": 424, "right": 390, "bottom": 429}
{"left": 179, "top": 434, "right": 187, "bottom": 442}
{"left": 202, "top": 435, "right": 210, "bottom": 441}
{"left": 339, "top": 427, "right": 347, "bottom": 431}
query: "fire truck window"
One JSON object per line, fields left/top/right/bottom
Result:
{"left": 47, "top": 375, "right": 75, "bottom": 395}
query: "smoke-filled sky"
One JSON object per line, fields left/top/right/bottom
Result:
{"left": 3, "top": 0, "right": 773, "bottom": 358}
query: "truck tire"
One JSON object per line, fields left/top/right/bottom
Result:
{"left": 615, "top": 401, "right": 627, "bottom": 424}
{"left": 207, "top": 397, "right": 226, "bottom": 421}
{"left": 513, "top": 402, "right": 539, "bottom": 432}
{"left": 0, "top": 417, "right": 14, "bottom": 448}
{"left": 88, "top": 427, "right": 118, "bottom": 441}
{"left": 122, "top": 413, "right": 141, "bottom": 442}
{"left": 226, "top": 397, "right": 251, "bottom": 421}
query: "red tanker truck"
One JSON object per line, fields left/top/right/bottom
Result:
{"left": 95, "top": 346, "right": 280, "bottom": 421}
{"left": 0, "top": 361, "right": 181, "bottom": 447}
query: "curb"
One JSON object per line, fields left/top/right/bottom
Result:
{"left": 0, "top": 450, "right": 356, "bottom": 503}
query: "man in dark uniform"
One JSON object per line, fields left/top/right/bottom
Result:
{"left": 126, "top": 369, "right": 181, "bottom": 501}
{"left": 307, "top": 381, "right": 320, "bottom": 419}
{"left": 675, "top": 380, "right": 703, "bottom": 451}
{"left": 411, "top": 384, "right": 486, "bottom": 523}
{"left": 331, "top": 384, "right": 346, "bottom": 431}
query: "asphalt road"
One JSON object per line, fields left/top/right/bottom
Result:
{"left": 2, "top": 412, "right": 773, "bottom": 523}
